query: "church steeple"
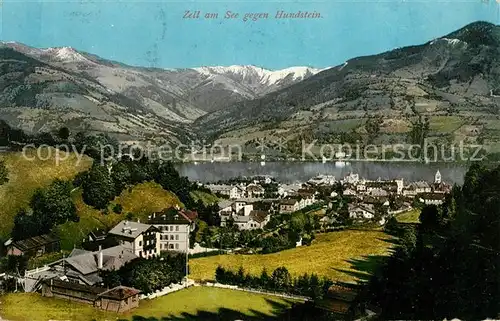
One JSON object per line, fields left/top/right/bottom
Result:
{"left": 435, "top": 170, "right": 442, "bottom": 184}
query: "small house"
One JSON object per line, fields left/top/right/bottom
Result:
{"left": 96, "top": 286, "right": 141, "bottom": 313}
{"left": 419, "top": 193, "right": 446, "bottom": 205}
{"left": 5, "top": 234, "right": 60, "bottom": 258}
{"left": 280, "top": 199, "right": 300, "bottom": 214}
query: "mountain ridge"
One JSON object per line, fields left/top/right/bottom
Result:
{"left": 193, "top": 21, "right": 500, "bottom": 155}
{"left": 0, "top": 42, "right": 322, "bottom": 142}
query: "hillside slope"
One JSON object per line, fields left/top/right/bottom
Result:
{"left": 195, "top": 22, "right": 500, "bottom": 152}
{"left": 0, "top": 150, "right": 92, "bottom": 238}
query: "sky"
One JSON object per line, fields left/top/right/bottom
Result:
{"left": 0, "top": 0, "right": 499, "bottom": 70}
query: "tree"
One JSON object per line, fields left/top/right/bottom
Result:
{"left": 384, "top": 216, "right": 399, "bottom": 236}
{"left": 215, "top": 265, "right": 226, "bottom": 283}
{"left": 338, "top": 202, "right": 351, "bottom": 225}
{"left": 0, "top": 160, "right": 8, "bottom": 185}
{"left": 112, "top": 203, "right": 123, "bottom": 214}
{"left": 271, "top": 266, "right": 292, "bottom": 292}
{"left": 200, "top": 224, "right": 214, "bottom": 248}
{"left": 12, "top": 179, "right": 77, "bottom": 240}
{"left": 110, "top": 162, "right": 131, "bottom": 193}
{"left": 260, "top": 267, "right": 270, "bottom": 287}
{"left": 373, "top": 202, "right": 388, "bottom": 224}
{"left": 57, "top": 127, "right": 70, "bottom": 140}
{"left": 102, "top": 255, "right": 186, "bottom": 294}
{"left": 82, "top": 165, "right": 116, "bottom": 209}
{"left": 419, "top": 204, "right": 440, "bottom": 232}
{"left": 5, "top": 255, "right": 27, "bottom": 275}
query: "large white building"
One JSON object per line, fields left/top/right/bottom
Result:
{"left": 207, "top": 184, "right": 244, "bottom": 199}
{"left": 147, "top": 208, "right": 195, "bottom": 253}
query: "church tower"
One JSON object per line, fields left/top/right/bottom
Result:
{"left": 435, "top": 170, "right": 442, "bottom": 184}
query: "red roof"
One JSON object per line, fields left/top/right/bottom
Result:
{"left": 98, "top": 286, "right": 141, "bottom": 300}
{"left": 181, "top": 209, "right": 198, "bottom": 221}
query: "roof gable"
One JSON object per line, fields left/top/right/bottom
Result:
{"left": 108, "top": 220, "right": 154, "bottom": 239}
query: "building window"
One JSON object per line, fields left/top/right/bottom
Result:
{"left": 170, "top": 226, "right": 174, "bottom": 231}
{"left": 170, "top": 235, "right": 174, "bottom": 240}
{"left": 139, "top": 251, "right": 142, "bottom": 257}
{"left": 175, "top": 235, "right": 179, "bottom": 240}
{"left": 175, "top": 226, "right": 179, "bottom": 231}
{"left": 169, "top": 244, "right": 174, "bottom": 249}
{"left": 139, "top": 241, "right": 142, "bottom": 246}
{"left": 175, "top": 243, "right": 179, "bottom": 249}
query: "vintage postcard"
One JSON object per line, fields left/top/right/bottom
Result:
{"left": 0, "top": 0, "right": 499, "bottom": 320}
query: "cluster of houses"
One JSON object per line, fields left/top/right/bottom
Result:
{"left": 214, "top": 189, "right": 317, "bottom": 231}
{"left": 2, "top": 206, "right": 198, "bottom": 312}
{"left": 324, "top": 170, "right": 450, "bottom": 224}
{"left": 210, "top": 170, "right": 450, "bottom": 228}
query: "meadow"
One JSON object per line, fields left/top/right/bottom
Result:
{"left": 395, "top": 208, "right": 421, "bottom": 223}
{"left": 0, "top": 149, "right": 92, "bottom": 238}
{"left": 189, "top": 229, "right": 393, "bottom": 282}
{"left": 0, "top": 287, "right": 295, "bottom": 321}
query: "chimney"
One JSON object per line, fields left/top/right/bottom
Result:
{"left": 98, "top": 245, "right": 103, "bottom": 269}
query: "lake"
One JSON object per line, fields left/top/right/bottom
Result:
{"left": 176, "top": 161, "right": 470, "bottom": 184}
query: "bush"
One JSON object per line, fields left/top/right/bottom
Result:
{"left": 0, "top": 160, "right": 8, "bottom": 186}
{"left": 189, "top": 250, "right": 224, "bottom": 259}
{"left": 112, "top": 203, "right": 123, "bottom": 214}
{"left": 214, "top": 265, "right": 334, "bottom": 300}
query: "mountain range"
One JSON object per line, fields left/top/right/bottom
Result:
{"left": 1, "top": 21, "right": 500, "bottom": 155}
{"left": 0, "top": 41, "right": 322, "bottom": 144}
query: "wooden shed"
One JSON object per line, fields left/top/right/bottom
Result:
{"left": 96, "top": 286, "right": 141, "bottom": 313}
{"left": 41, "top": 279, "right": 106, "bottom": 304}
{"left": 41, "top": 279, "right": 141, "bottom": 313}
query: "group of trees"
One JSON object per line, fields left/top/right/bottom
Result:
{"left": 215, "top": 265, "right": 334, "bottom": 301}
{"left": 11, "top": 179, "right": 78, "bottom": 240}
{"left": 101, "top": 253, "right": 186, "bottom": 294}
{"left": 257, "top": 207, "right": 319, "bottom": 253}
{"left": 358, "top": 163, "right": 500, "bottom": 320}
{"left": 76, "top": 154, "right": 214, "bottom": 217}
{"left": 407, "top": 115, "right": 430, "bottom": 159}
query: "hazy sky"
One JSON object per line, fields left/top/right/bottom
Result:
{"left": 1, "top": 0, "right": 498, "bottom": 69}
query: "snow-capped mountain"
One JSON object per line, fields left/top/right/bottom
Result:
{"left": 1, "top": 42, "right": 326, "bottom": 113}
{"left": 193, "top": 65, "right": 326, "bottom": 96}
{"left": 2, "top": 42, "right": 93, "bottom": 64}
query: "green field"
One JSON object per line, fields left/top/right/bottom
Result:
{"left": 396, "top": 209, "right": 421, "bottom": 223}
{"left": 191, "top": 190, "right": 220, "bottom": 205}
{"left": 0, "top": 149, "right": 92, "bottom": 238}
{"left": 190, "top": 230, "right": 393, "bottom": 282}
{"left": 0, "top": 287, "right": 295, "bottom": 321}
{"left": 428, "top": 116, "right": 465, "bottom": 133}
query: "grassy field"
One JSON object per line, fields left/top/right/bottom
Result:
{"left": 0, "top": 149, "right": 92, "bottom": 238}
{"left": 57, "top": 181, "right": 181, "bottom": 250}
{"left": 190, "top": 230, "right": 393, "bottom": 282}
{"left": 396, "top": 208, "right": 421, "bottom": 223}
{"left": 191, "top": 190, "right": 220, "bottom": 205}
{"left": 0, "top": 286, "right": 295, "bottom": 321}
{"left": 428, "top": 116, "right": 465, "bottom": 133}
